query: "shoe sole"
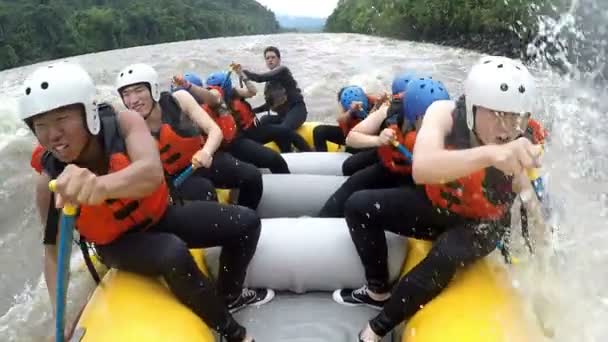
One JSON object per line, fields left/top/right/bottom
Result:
{"left": 331, "top": 289, "right": 383, "bottom": 311}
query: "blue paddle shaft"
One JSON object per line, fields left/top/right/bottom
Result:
{"left": 530, "top": 176, "right": 545, "bottom": 202}
{"left": 55, "top": 213, "right": 75, "bottom": 342}
{"left": 173, "top": 165, "right": 194, "bottom": 188}
{"left": 394, "top": 143, "right": 413, "bottom": 161}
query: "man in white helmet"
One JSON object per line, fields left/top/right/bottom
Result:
{"left": 332, "top": 56, "right": 547, "bottom": 342}
{"left": 23, "top": 62, "right": 270, "bottom": 342}
{"left": 115, "top": 63, "right": 264, "bottom": 209}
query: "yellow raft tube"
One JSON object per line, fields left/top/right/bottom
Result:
{"left": 73, "top": 122, "right": 543, "bottom": 342}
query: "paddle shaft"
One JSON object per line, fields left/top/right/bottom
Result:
{"left": 48, "top": 181, "right": 77, "bottom": 342}
{"left": 173, "top": 165, "right": 194, "bottom": 188}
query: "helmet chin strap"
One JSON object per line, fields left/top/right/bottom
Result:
{"left": 143, "top": 91, "right": 158, "bottom": 121}
{"left": 470, "top": 106, "right": 485, "bottom": 146}
{"left": 143, "top": 102, "right": 156, "bottom": 121}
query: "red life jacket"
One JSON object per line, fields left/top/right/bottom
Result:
{"left": 31, "top": 144, "right": 45, "bottom": 174}
{"left": 424, "top": 96, "right": 524, "bottom": 220}
{"left": 376, "top": 94, "right": 415, "bottom": 174}
{"left": 377, "top": 126, "right": 417, "bottom": 174}
{"left": 41, "top": 104, "right": 169, "bottom": 245}
{"left": 202, "top": 86, "right": 238, "bottom": 144}
{"left": 230, "top": 97, "right": 257, "bottom": 131}
{"left": 156, "top": 92, "right": 204, "bottom": 176}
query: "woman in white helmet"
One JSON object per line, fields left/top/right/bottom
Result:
{"left": 24, "top": 62, "right": 270, "bottom": 342}
{"left": 332, "top": 56, "right": 547, "bottom": 342}
{"left": 115, "top": 63, "right": 264, "bottom": 209}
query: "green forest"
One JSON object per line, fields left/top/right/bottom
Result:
{"left": 325, "top": 0, "right": 567, "bottom": 57}
{"left": 0, "top": 0, "right": 279, "bottom": 70}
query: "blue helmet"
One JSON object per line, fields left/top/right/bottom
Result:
{"left": 171, "top": 72, "right": 203, "bottom": 92}
{"left": 206, "top": 71, "right": 233, "bottom": 99}
{"left": 403, "top": 77, "right": 450, "bottom": 123}
{"left": 339, "top": 86, "right": 369, "bottom": 119}
{"left": 391, "top": 72, "right": 417, "bottom": 95}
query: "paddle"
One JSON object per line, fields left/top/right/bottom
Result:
{"left": 390, "top": 140, "right": 413, "bottom": 161}
{"left": 172, "top": 165, "right": 195, "bottom": 188}
{"left": 48, "top": 180, "right": 77, "bottom": 342}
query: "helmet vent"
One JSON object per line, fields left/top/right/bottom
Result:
{"left": 41, "top": 82, "right": 49, "bottom": 90}
{"left": 500, "top": 83, "right": 509, "bottom": 91}
{"left": 519, "top": 85, "right": 526, "bottom": 93}
{"left": 25, "top": 87, "right": 31, "bottom": 95}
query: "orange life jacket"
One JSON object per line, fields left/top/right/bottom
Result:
{"left": 202, "top": 86, "right": 238, "bottom": 144}
{"left": 156, "top": 92, "right": 204, "bottom": 176}
{"left": 424, "top": 96, "right": 539, "bottom": 220}
{"left": 41, "top": 104, "right": 169, "bottom": 245}
{"left": 31, "top": 144, "right": 45, "bottom": 173}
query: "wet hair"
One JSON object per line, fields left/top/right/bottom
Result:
{"left": 264, "top": 46, "right": 281, "bottom": 59}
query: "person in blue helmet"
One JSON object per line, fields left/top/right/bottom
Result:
{"left": 172, "top": 69, "right": 290, "bottom": 174}
{"left": 241, "top": 46, "right": 312, "bottom": 152}
{"left": 311, "top": 85, "right": 384, "bottom": 153}
{"left": 339, "top": 72, "right": 419, "bottom": 176}
{"left": 319, "top": 77, "right": 450, "bottom": 218}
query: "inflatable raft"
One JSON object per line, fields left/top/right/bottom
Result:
{"left": 72, "top": 122, "right": 543, "bottom": 341}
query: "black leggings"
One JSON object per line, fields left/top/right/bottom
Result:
{"left": 343, "top": 186, "right": 508, "bottom": 336}
{"left": 312, "top": 124, "right": 344, "bottom": 152}
{"left": 96, "top": 202, "right": 261, "bottom": 341}
{"left": 318, "top": 163, "right": 413, "bottom": 217}
{"left": 227, "top": 136, "right": 290, "bottom": 173}
{"left": 174, "top": 175, "right": 218, "bottom": 202}
{"left": 183, "top": 151, "right": 263, "bottom": 209}
{"left": 341, "top": 149, "right": 379, "bottom": 176}
{"left": 259, "top": 102, "right": 311, "bottom": 152}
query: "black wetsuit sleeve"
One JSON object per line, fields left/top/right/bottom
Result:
{"left": 253, "top": 103, "right": 271, "bottom": 114}
{"left": 43, "top": 193, "right": 59, "bottom": 245}
{"left": 243, "top": 66, "right": 287, "bottom": 83}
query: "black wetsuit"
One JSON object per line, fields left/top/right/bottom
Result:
{"left": 345, "top": 97, "right": 518, "bottom": 336}
{"left": 243, "top": 66, "right": 311, "bottom": 152}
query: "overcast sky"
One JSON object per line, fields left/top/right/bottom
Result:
{"left": 255, "top": 0, "right": 339, "bottom": 18}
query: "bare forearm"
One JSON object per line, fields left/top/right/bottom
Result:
{"left": 202, "top": 125, "right": 223, "bottom": 155}
{"left": 99, "top": 159, "right": 163, "bottom": 199}
{"left": 190, "top": 85, "right": 219, "bottom": 105}
{"left": 412, "top": 146, "right": 494, "bottom": 184}
{"left": 346, "top": 131, "right": 381, "bottom": 149}
{"left": 240, "top": 78, "right": 257, "bottom": 97}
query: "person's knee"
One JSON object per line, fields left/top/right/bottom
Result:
{"left": 342, "top": 158, "right": 356, "bottom": 176}
{"left": 158, "top": 234, "right": 194, "bottom": 273}
{"left": 234, "top": 206, "right": 262, "bottom": 243}
{"left": 344, "top": 190, "right": 377, "bottom": 221}
{"left": 270, "top": 153, "right": 289, "bottom": 171}
{"left": 240, "top": 163, "right": 262, "bottom": 187}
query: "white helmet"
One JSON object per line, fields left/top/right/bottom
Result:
{"left": 115, "top": 63, "right": 160, "bottom": 102}
{"left": 464, "top": 56, "right": 537, "bottom": 130}
{"left": 19, "top": 62, "right": 100, "bottom": 135}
